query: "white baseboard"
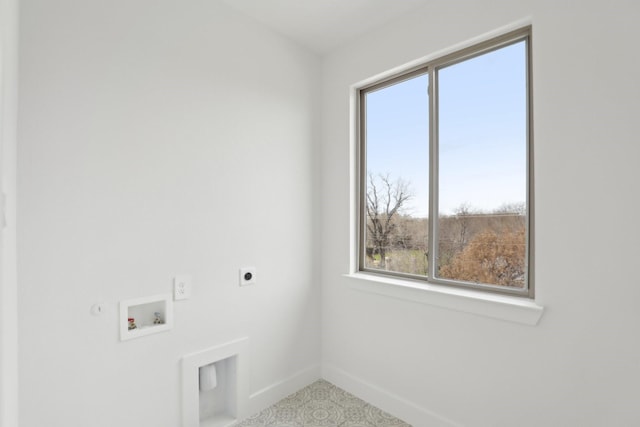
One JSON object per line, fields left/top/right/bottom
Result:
{"left": 322, "top": 363, "right": 462, "bottom": 427}
{"left": 247, "top": 364, "right": 322, "bottom": 416}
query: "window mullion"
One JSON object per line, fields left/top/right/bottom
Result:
{"left": 358, "top": 90, "right": 367, "bottom": 273}
{"left": 428, "top": 67, "right": 438, "bottom": 281}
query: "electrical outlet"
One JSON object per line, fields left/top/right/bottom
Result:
{"left": 239, "top": 267, "right": 257, "bottom": 286}
{"left": 174, "top": 275, "right": 192, "bottom": 300}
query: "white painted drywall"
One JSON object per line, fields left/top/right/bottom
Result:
{"left": 320, "top": 1, "right": 640, "bottom": 426}
{"left": 0, "top": 0, "right": 19, "bottom": 425}
{"left": 17, "top": 1, "right": 320, "bottom": 426}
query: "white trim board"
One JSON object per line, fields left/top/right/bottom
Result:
{"left": 322, "top": 364, "right": 462, "bottom": 427}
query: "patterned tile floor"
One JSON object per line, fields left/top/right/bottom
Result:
{"left": 234, "top": 379, "right": 411, "bottom": 427}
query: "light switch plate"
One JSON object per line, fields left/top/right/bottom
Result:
{"left": 174, "top": 275, "right": 192, "bottom": 300}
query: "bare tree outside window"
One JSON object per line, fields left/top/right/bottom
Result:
{"left": 365, "top": 173, "right": 412, "bottom": 270}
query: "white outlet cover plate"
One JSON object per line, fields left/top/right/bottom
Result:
{"left": 239, "top": 267, "right": 257, "bottom": 286}
{"left": 174, "top": 275, "right": 192, "bottom": 300}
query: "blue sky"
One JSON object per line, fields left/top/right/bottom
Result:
{"left": 365, "top": 41, "right": 527, "bottom": 217}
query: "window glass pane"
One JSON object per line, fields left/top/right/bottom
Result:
{"left": 436, "top": 41, "right": 528, "bottom": 288}
{"left": 364, "top": 74, "right": 429, "bottom": 275}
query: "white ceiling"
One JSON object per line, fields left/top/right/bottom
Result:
{"left": 220, "top": 0, "right": 431, "bottom": 54}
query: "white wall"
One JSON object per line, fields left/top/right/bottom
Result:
{"left": 0, "top": 0, "right": 19, "bottom": 425}
{"left": 17, "top": 1, "right": 320, "bottom": 426}
{"left": 320, "top": 1, "right": 640, "bottom": 426}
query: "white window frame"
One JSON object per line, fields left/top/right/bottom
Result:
{"left": 354, "top": 27, "right": 535, "bottom": 301}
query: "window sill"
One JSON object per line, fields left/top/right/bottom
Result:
{"left": 343, "top": 273, "right": 544, "bottom": 326}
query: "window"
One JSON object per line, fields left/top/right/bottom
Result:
{"left": 358, "top": 28, "right": 532, "bottom": 297}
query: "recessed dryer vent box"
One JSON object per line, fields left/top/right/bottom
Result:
{"left": 120, "top": 294, "right": 173, "bottom": 341}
